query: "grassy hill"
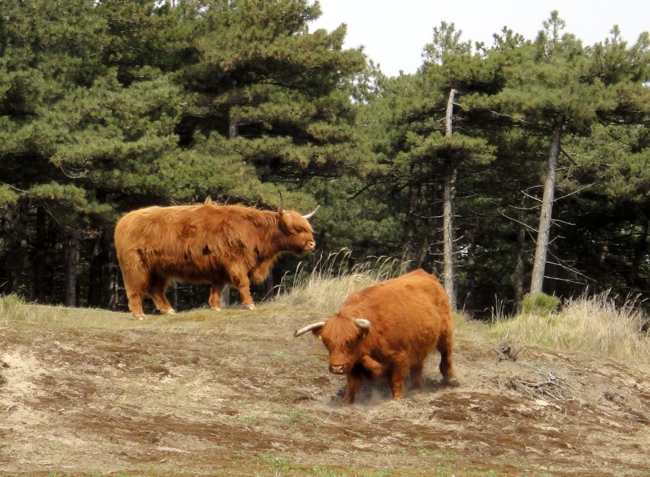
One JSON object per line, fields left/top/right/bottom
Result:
{"left": 1, "top": 268, "right": 650, "bottom": 476}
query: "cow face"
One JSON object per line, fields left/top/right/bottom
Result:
{"left": 279, "top": 211, "right": 316, "bottom": 255}
{"left": 313, "top": 315, "right": 372, "bottom": 375}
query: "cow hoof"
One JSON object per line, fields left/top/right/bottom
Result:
{"left": 135, "top": 314, "right": 146, "bottom": 320}
{"left": 162, "top": 309, "right": 176, "bottom": 315}
{"left": 211, "top": 306, "right": 222, "bottom": 312}
{"left": 442, "top": 376, "right": 461, "bottom": 387}
{"left": 245, "top": 304, "right": 256, "bottom": 311}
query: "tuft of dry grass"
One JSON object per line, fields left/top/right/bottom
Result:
{"left": 491, "top": 292, "right": 650, "bottom": 362}
{"left": 274, "top": 250, "right": 399, "bottom": 314}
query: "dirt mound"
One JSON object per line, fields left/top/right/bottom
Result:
{"left": 1, "top": 306, "right": 649, "bottom": 476}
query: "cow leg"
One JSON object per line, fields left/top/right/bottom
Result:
{"left": 209, "top": 283, "right": 224, "bottom": 311}
{"left": 437, "top": 332, "right": 459, "bottom": 386}
{"left": 229, "top": 272, "right": 255, "bottom": 310}
{"left": 126, "top": 289, "right": 147, "bottom": 320}
{"left": 409, "top": 363, "right": 424, "bottom": 390}
{"left": 388, "top": 357, "right": 409, "bottom": 399}
{"left": 148, "top": 274, "right": 175, "bottom": 315}
{"left": 342, "top": 373, "right": 362, "bottom": 405}
{"left": 360, "top": 355, "right": 384, "bottom": 380}
{"left": 120, "top": 258, "right": 149, "bottom": 320}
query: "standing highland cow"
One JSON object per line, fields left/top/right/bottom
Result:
{"left": 294, "top": 269, "right": 457, "bottom": 404}
{"left": 114, "top": 198, "right": 317, "bottom": 319}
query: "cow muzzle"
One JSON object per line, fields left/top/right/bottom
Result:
{"left": 329, "top": 364, "right": 347, "bottom": 375}
{"left": 304, "top": 240, "right": 316, "bottom": 252}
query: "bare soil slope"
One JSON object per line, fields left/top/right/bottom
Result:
{"left": 1, "top": 303, "right": 650, "bottom": 476}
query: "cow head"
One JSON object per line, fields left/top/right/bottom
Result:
{"left": 277, "top": 197, "right": 318, "bottom": 255}
{"left": 294, "top": 314, "right": 372, "bottom": 374}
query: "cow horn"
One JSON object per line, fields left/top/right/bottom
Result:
{"left": 294, "top": 321, "right": 326, "bottom": 337}
{"left": 354, "top": 318, "right": 372, "bottom": 329}
{"left": 278, "top": 190, "right": 284, "bottom": 214}
{"left": 302, "top": 205, "right": 320, "bottom": 220}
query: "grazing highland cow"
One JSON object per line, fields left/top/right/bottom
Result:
{"left": 114, "top": 198, "right": 318, "bottom": 319}
{"left": 294, "top": 269, "right": 456, "bottom": 404}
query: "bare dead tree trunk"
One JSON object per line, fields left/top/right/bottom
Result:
{"left": 464, "top": 228, "right": 476, "bottom": 315}
{"left": 530, "top": 119, "right": 563, "bottom": 294}
{"left": 443, "top": 89, "right": 457, "bottom": 310}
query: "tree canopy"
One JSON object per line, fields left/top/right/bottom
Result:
{"left": 1, "top": 3, "right": 649, "bottom": 317}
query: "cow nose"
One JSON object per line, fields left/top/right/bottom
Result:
{"left": 306, "top": 240, "right": 315, "bottom": 251}
{"left": 329, "top": 364, "right": 345, "bottom": 374}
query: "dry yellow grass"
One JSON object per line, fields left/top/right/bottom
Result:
{"left": 274, "top": 251, "right": 399, "bottom": 313}
{"left": 3, "top": 268, "right": 650, "bottom": 476}
{"left": 491, "top": 292, "right": 650, "bottom": 362}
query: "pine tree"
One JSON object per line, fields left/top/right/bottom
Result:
{"left": 177, "top": 0, "right": 367, "bottom": 207}
{"left": 0, "top": 0, "right": 370, "bottom": 308}
{"left": 491, "top": 12, "right": 650, "bottom": 295}
{"left": 381, "top": 22, "right": 496, "bottom": 309}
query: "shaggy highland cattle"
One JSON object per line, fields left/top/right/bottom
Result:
{"left": 114, "top": 198, "right": 317, "bottom": 319}
{"left": 294, "top": 269, "right": 456, "bottom": 404}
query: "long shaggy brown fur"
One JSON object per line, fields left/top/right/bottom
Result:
{"left": 296, "top": 269, "right": 456, "bottom": 404}
{"left": 114, "top": 200, "right": 316, "bottom": 319}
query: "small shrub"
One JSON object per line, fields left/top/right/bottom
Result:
{"left": 521, "top": 292, "right": 560, "bottom": 315}
{"left": 0, "top": 294, "right": 26, "bottom": 323}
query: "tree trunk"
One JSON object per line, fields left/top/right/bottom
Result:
{"left": 632, "top": 213, "right": 649, "bottom": 287}
{"left": 87, "top": 232, "right": 108, "bottom": 308}
{"left": 171, "top": 283, "right": 178, "bottom": 311}
{"left": 513, "top": 206, "right": 527, "bottom": 310}
{"left": 442, "top": 159, "right": 457, "bottom": 310}
{"left": 442, "top": 89, "right": 457, "bottom": 310}
{"left": 32, "top": 206, "right": 52, "bottom": 303}
{"left": 108, "top": 245, "right": 121, "bottom": 311}
{"left": 530, "top": 119, "right": 562, "bottom": 294}
{"left": 464, "top": 228, "right": 476, "bottom": 315}
{"left": 0, "top": 200, "right": 28, "bottom": 296}
{"left": 64, "top": 234, "right": 80, "bottom": 307}
{"left": 401, "top": 162, "right": 423, "bottom": 272}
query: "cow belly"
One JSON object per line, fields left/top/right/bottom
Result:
{"left": 158, "top": 260, "right": 226, "bottom": 285}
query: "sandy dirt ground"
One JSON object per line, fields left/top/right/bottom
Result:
{"left": 1, "top": 304, "right": 650, "bottom": 476}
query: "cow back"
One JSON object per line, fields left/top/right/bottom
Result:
{"left": 114, "top": 204, "right": 276, "bottom": 282}
{"left": 340, "top": 270, "right": 451, "bottom": 364}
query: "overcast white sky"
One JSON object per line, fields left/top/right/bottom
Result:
{"left": 309, "top": 0, "right": 650, "bottom": 77}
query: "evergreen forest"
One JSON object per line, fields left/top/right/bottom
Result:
{"left": 1, "top": 0, "right": 649, "bottom": 318}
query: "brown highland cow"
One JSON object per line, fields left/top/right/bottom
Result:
{"left": 114, "top": 198, "right": 317, "bottom": 319}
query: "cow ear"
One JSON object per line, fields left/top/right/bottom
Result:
{"left": 279, "top": 209, "right": 294, "bottom": 232}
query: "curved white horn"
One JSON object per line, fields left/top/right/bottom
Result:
{"left": 302, "top": 205, "right": 320, "bottom": 220}
{"left": 354, "top": 318, "right": 371, "bottom": 329}
{"left": 294, "top": 321, "right": 326, "bottom": 337}
{"left": 278, "top": 190, "right": 285, "bottom": 214}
